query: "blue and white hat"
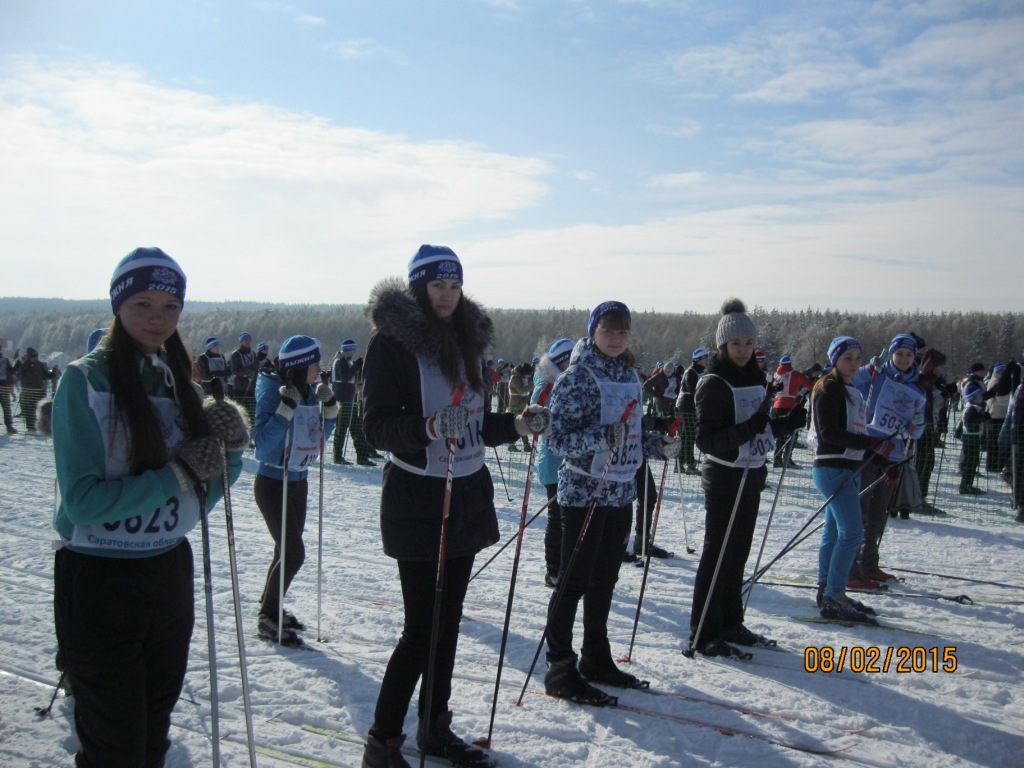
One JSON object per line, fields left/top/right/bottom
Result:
{"left": 256, "top": 341, "right": 269, "bottom": 352}
{"left": 993, "top": 363, "right": 1006, "bottom": 374}
{"left": 889, "top": 334, "right": 918, "bottom": 356}
{"left": 109, "top": 247, "right": 186, "bottom": 315}
{"left": 587, "top": 300, "right": 630, "bottom": 338}
{"left": 341, "top": 339, "right": 357, "bottom": 353}
{"left": 963, "top": 380, "right": 984, "bottom": 403}
{"left": 205, "top": 337, "right": 220, "bottom": 351}
{"left": 692, "top": 348, "right": 708, "bottom": 361}
{"left": 408, "top": 245, "right": 463, "bottom": 287}
{"left": 279, "top": 335, "right": 321, "bottom": 372}
{"left": 86, "top": 327, "right": 107, "bottom": 353}
{"left": 239, "top": 332, "right": 252, "bottom": 343}
{"left": 828, "top": 336, "right": 861, "bottom": 367}
{"left": 548, "top": 338, "right": 575, "bottom": 366}
{"left": 779, "top": 355, "right": 792, "bottom": 365}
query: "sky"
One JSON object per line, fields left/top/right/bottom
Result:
{"left": 1, "top": 0, "right": 1023, "bottom": 313}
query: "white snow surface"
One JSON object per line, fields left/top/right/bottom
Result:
{"left": 1, "top": 432, "right": 1023, "bottom": 768}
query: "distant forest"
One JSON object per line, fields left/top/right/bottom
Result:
{"left": 2, "top": 296, "right": 1022, "bottom": 377}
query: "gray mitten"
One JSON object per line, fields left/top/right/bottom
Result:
{"left": 277, "top": 386, "right": 302, "bottom": 421}
{"left": 427, "top": 405, "right": 470, "bottom": 440}
{"left": 172, "top": 435, "right": 224, "bottom": 490}
{"left": 604, "top": 421, "right": 628, "bottom": 449}
{"left": 657, "top": 435, "right": 682, "bottom": 460}
{"left": 203, "top": 397, "right": 250, "bottom": 451}
{"left": 514, "top": 404, "right": 553, "bottom": 437}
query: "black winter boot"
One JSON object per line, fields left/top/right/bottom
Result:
{"left": 417, "top": 710, "right": 494, "bottom": 766}
{"left": 362, "top": 732, "right": 411, "bottom": 768}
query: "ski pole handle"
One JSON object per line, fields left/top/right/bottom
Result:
{"left": 669, "top": 416, "right": 682, "bottom": 438}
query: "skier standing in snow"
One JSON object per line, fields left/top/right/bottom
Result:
{"left": 252, "top": 335, "right": 337, "bottom": 646}
{"left": 50, "top": 247, "right": 246, "bottom": 767}
{"left": 810, "top": 336, "right": 891, "bottom": 623}
{"left": 542, "top": 301, "right": 680, "bottom": 703}
{"left": 675, "top": 348, "right": 709, "bottom": 474}
{"left": 847, "top": 333, "right": 925, "bottom": 587}
{"left": 359, "top": 245, "right": 551, "bottom": 768}
{"left": 687, "top": 299, "right": 805, "bottom": 657}
{"left": 534, "top": 337, "right": 575, "bottom": 589}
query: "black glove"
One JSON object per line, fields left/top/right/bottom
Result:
{"left": 747, "top": 412, "right": 770, "bottom": 435}
{"left": 203, "top": 397, "right": 250, "bottom": 451}
{"left": 604, "top": 421, "right": 628, "bottom": 449}
{"left": 771, "top": 404, "right": 807, "bottom": 434}
{"left": 276, "top": 386, "right": 301, "bottom": 420}
{"left": 172, "top": 436, "right": 224, "bottom": 490}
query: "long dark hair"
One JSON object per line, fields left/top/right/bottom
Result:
{"left": 411, "top": 285, "right": 486, "bottom": 393}
{"left": 812, "top": 367, "right": 855, "bottom": 405}
{"left": 104, "top": 318, "right": 207, "bottom": 473}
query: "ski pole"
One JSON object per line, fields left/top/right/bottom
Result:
{"left": 744, "top": 392, "right": 807, "bottom": 614}
{"left": 419, "top": 382, "right": 466, "bottom": 768}
{"left": 211, "top": 379, "right": 257, "bottom": 768}
{"left": 620, "top": 418, "right": 680, "bottom": 663}
{"left": 476, "top": 383, "right": 552, "bottom": 748}
{"left": 492, "top": 446, "right": 514, "bottom": 502}
{"left": 516, "top": 399, "right": 637, "bottom": 708}
{"left": 743, "top": 453, "right": 903, "bottom": 590}
{"left": 467, "top": 498, "right": 552, "bottom": 583}
{"left": 35, "top": 672, "right": 66, "bottom": 717}
{"left": 317, "top": 375, "right": 327, "bottom": 642}
{"left": 676, "top": 461, "right": 695, "bottom": 554}
{"left": 195, "top": 479, "right": 220, "bottom": 767}
{"left": 277, "top": 384, "right": 293, "bottom": 646}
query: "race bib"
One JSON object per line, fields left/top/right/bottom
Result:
{"left": 587, "top": 379, "right": 643, "bottom": 483}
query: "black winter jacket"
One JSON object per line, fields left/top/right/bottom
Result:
{"left": 361, "top": 278, "right": 519, "bottom": 561}
{"left": 695, "top": 352, "right": 770, "bottom": 494}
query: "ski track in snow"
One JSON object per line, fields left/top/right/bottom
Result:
{"left": 2, "top": 432, "right": 1023, "bottom": 767}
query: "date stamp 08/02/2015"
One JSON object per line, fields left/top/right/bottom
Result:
{"left": 804, "top": 646, "right": 958, "bottom": 674}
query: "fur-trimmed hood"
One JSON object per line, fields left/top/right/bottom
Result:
{"left": 365, "top": 277, "right": 494, "bottom": 363}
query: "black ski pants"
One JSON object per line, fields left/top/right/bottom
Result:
{"left": 370, "top": 555, "right": 474, "bottom": 740}
{"left": 543, "top": 483, "right": 562, "bottom": 577}
{"left": 254, "top": 473, "right": 308, "bottom": 619}
{"left": 690, "top": 482, "right": 761, "bottom": 644}
{"left": 546, "top": 503, "right": 632, "bottom": 663}
{"left": 852, "top": 461, "right": 896, "bottom": 577}
{"left": 55, "top": 542, "right": 194, "bottom": 768}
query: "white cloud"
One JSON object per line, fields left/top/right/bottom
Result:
{"left": 323, "top": 38, "right": 392, "bottom": 60}
{"left": 0, "top": 56, "right": 550, "bottom": 303}
{"left": 296, "top": 14, "right": 326, "bottom": 26}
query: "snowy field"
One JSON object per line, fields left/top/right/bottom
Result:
{"left": 1, "top": 430, "right": 1022, "bottom": 768}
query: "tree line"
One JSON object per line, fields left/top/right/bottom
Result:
{"left": 1, "top": 297, "right": 1021, "bottom": 377}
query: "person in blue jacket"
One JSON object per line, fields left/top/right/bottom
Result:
{"left": 847, "top": 333, "right": 925, "bottom": 587}
{"left": 253, "top": 334, "right": 337, "bottom": 646}
{"left": 51, "top": 247, "right": 246, "bottom": 768}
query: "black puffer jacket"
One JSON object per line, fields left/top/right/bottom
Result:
{"left": 361, "top": 278, "right": 519, "bottom": 561}
{"left": 695, "top": 351, "right": 771, "bottom": 494}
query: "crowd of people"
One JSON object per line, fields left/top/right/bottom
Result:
{"left": 5, "top": 243, "right": 1023, "bottom": 768}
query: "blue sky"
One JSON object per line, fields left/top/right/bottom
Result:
{"left": 2, "top": 0, "right": 1022, "bottom": 313}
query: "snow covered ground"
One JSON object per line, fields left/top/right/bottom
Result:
{"left": 2, "top": 430, "right": 1022, "bottom": 767}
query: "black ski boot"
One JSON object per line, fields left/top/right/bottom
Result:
{"left": 362, "top": 732, "right": 411, "bottom": 768}
{"left": 721, "top": 624, "right": 777, "bottom": 649}
{"left": 690, "top": 637, "right": 753, "bottom": 660}
{"left": 417, "top": 710, "right": 495, "bottom": 767}
{"left": 815, "top": 583, "right": 825, "bottom": 608}
{"left": 544, "top": 655, "right": 617, "bottom": 706}
{"left": 820, "top": 595, "right": 874, "bottom": 623}
{"left": 257, "top": 613, "right": 303, "bottom": 647}
{"left": 578, "top": 655, "right": 650, "bottom": 689}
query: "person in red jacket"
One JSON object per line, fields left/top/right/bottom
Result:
{"left": 772, "top": 355, "right": 813, "bottom": 468}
